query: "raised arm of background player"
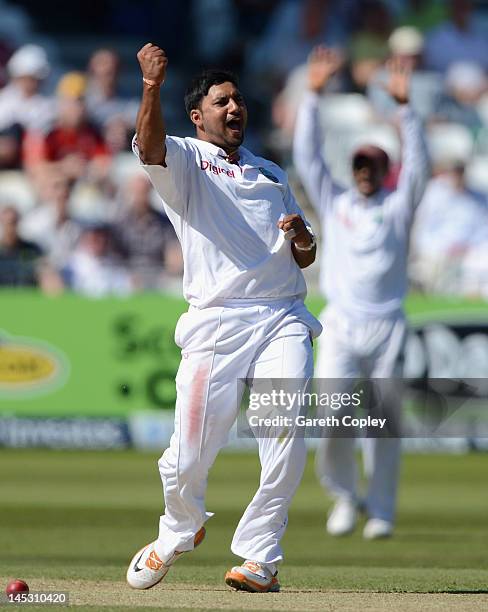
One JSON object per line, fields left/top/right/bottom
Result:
{"left": 135, "top": 43, "right": 168, "bottom": 165}
{"left": 388, "top": 57, "right": 430, "bottom": 215}
{"left": 293, "top": 46, "right": 345, "bottom": 215}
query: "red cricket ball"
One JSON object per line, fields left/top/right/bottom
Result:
{"left": 5, "top": 579, "right": 29, "bottom": 595}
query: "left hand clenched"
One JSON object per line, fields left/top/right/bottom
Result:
{"left": 277, "top": 214, "right": 311, "bottom": 248}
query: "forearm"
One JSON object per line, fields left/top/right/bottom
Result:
{"left": 293, "top": 92, "right": 334, "bottom": 211}
{"left": 293, "top": 92, "right": 323, "bottom": 174}
{"left": 398, "top": 105, "right": 430, "bottom": 203}
{"left": 292, "top": 242, "right": 316, "bottom": 268}
{"left": 399, "top": 105, "right": 428, "bottom": 164}
{"left": 136, "top": 83, "right": 166, "bottom": 165}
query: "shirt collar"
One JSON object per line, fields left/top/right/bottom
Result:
{"left": 187, "top": 137, "right": 245, "bottom": 164}
{"left": 351, "top": 187, "right": 386, "bottom": 206}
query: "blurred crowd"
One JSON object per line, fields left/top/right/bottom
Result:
{"left": 0, "top": 0, "right": 487, "bottom": 298}
{"left": 0, "top": 41, "right": 183, "bottom": 296}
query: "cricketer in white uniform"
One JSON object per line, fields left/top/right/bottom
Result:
{"left": 126, "top": 44, "right": 322, "bottom": 593}
{"left": 293, "top": 47, "right": 429, "bottom": 539}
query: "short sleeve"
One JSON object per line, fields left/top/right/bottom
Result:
{"left": 132, "top": 135, "right": 191, "bottom": 216}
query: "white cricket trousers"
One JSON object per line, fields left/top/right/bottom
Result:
{"left": 315, "top": 305, "right": 406, "bottom": 523}
{"left": 155, "top": 298, "right": 321, "bottom": 565}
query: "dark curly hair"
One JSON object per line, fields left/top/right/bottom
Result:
{"left": 184, "top": 69, "right": 239, "bottom": 116}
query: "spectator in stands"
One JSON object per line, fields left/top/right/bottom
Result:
{"left": 0, "top": 205, "right": 42, "bottom": 286}
{"left": 244, "top": 0, "right": 348, "bottom": 94}
{"left": 191, "top": 0, "right": 238, "bottom": 67}
{"left": 0, "top": 38, "right": 14, "bottom": 89}
{"left": 368, "top": 26, "right": 443, "bottom": 120}
{"left": 348, "top": 0, "right": 393, "bottom": 92}
{"left": 102, "top": 114, "right": 131, "bottom": 156}
{"left": 0, "top": 44, "right": 53, "bottom": 132}
{"left": 19, "top": 173, "right": 82, "bottom": 269}
{"left": 424, "top": 0, "right": 488, "bottom": 73}
{"left": 0, "top": 122, "right": 22, "bottom": 169}
{"left": 461, "top": 238, "right": 488, "bottom": 298}
{"left": 85, "top": 49, "right": 138, "bottom": 156}
{"left": 85, "top": 48, "right": 138, "bottom": 130}
{"left": 113, "top": 172, "right": 182, "bottom": 289}
{"left": 398, "top": 0, "right": 447, "bottom": 32}
{"left": 63, "top": 222, "right": 132, "bottom": 297}
{"left": 226, "top": 0, "right": 280, "bottom": 74}
{"left": 434, "top": 61, "right": 486, "bottom": 135}
{"left": 411, "top": 162, "right": 488, "bottom": 293}
{"left": 0, "top": 44, "right": 54, "bottom": 169}
{"left": 24, "top": 71, "right": 111, "bottom": 184}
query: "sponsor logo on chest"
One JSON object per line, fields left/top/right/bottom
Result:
{"left": 200, "top": 160, "right": 236, "bottom": 178}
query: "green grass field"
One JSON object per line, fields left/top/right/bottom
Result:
{"left": 1, "top": 450, "right": 488, "bottom": 611}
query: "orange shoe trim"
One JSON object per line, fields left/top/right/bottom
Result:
{"left": 127, "top": 544, "right": 168, "bottom": 591}
{"left": 194, "top": 526, "right": 206, "bottom": 548}
{"left": 174, "top": 526, "right": 206, "bottom": 557}
{"left": 146, "top": 549, "right": 165, "bottom": 571}
{"left": 225, "top": 569, "right": 278, "bottom": 593}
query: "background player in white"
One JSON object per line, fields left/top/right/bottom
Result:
{"left": 293, "top": 47, "right": 429, "bottom": 540}
{"left": 126, "top": 43, "right": 322, "bottom": 593}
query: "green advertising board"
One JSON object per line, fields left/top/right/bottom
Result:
{"left": 0, "top": 289, "right": 487, "bottom": 419}
{"left": 0, "top": 290, "right": 186, "bottom": 417}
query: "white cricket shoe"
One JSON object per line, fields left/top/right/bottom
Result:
{"left": 225, "top": 560, "right": 280, "bottom": 593}
{"left": 126, "top": 526, "right": 206, "bottom": 589}
{"left": 363, "top": 518, "right": 393, "bottom": 540}
{"left": 326, "top": 499, "right": 357, "bottom": 536}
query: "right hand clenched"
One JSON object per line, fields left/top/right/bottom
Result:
{"left": 137, "top": 43, "right": 168, "bottom": 85}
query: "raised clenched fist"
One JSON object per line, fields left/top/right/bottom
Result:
{"left": 137, "top": 43, "right": 168, "bottom": 86}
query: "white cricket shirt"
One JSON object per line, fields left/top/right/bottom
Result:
{"left": 294, "top": 92, "right": 429, "bottom": 319}
{"left": 133, "top": 135, "right": 309, "bottom": 308}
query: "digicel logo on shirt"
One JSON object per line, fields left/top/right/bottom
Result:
{"left": 200, "top": 160, "right": 236, "bottom": 178}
